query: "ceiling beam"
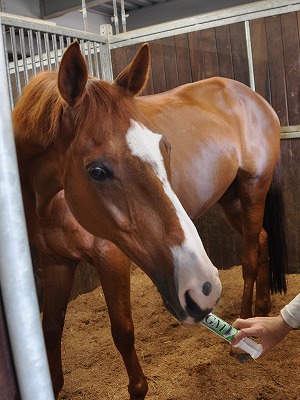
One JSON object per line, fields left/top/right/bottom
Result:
{"left": 41, "top": 0, "right": 112, "bottom": 18}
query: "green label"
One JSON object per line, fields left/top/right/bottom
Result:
{"left": 202, "top": 313, "right": 238, "bottom": 342}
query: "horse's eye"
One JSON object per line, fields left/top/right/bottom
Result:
{"left": 87, "top": 165, "right": 112, "bottom": 181}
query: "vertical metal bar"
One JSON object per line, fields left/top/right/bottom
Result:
{"left": 66, "top": 36, "right": 71, "bottom": 46}
{"left": 86, "top": 40, "right": 94, "bottom": 76}
{"left": 81, "top": 0, "right": 88, "bottom": 32}
{"left": 93, "top": 42, "right": 100, "bottom": 79}
{"left": 0, "top": 21, "right": 55, "bottom": 400}
{"left": 52, "top": 34, "right": 59, "bottom": 70}
{"left": 79, "top": 38, "right": 85, "bottom": 54}
{"left": 112, "top": 0, "right": 119, "bottom": 34}
{"left": 120, "top": 0, "right": 127, "bottom": 33}
{"left": 36, "top": 31, "right": 44, "bottom": 72}
{"left": 245, "top": 20, "right": 255, "bottom": 91}
{"left": 28, "top": 29, "right": 37, "bottom": 76}
{"left": 44, "top": 33, "right": 52, "bottom": 70}
{"left": 2, "top": 25, "right": 14, "bottom": 109}
{"left": 59, "top": 35, "right": 65, "bottom": 57}
{"left": 10, "top": 27, "right": 22, "bottom": 98}
{"left": 19, "top": 28, "right": 29, "bottom": 85}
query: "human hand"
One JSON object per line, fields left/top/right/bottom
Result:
{"left": 232, "top": 314, "right": 292, "bottom": 355}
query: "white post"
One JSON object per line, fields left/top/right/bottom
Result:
{"left": 0, "top": 17, "right": 54, "bottom": 400}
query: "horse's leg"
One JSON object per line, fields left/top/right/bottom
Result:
{"left": 42, "top": 256, "right": 77, "bottom": 399}
{"left": 254, "top": 229, "right": 272, "bottom": 316}
{"left": 219, "top": 176, "right": 271, "bottom": 319}
{"left": 237, "top": 173, "right": 273, "bottom": 319}
{"left": 92, "top": 245, "right": 148, "bottom": 400}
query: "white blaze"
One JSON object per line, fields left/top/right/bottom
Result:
{"left": 126, "top": 120, "right": 221, "bottom": 322}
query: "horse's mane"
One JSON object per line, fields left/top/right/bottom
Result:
{"left": 13, "top": 71, "right": 62, "bottom": 147}
{"left": 13, "top": 71, "right": 132, "bottom": 149}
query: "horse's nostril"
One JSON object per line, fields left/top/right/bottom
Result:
{"left": 202, "top": 281, "right": 212, "bottom": 296}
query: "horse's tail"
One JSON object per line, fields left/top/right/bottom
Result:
{"left": 263, "top": 162, "right": 288, "bottom": 293}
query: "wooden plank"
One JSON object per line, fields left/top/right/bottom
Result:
{"left": 280, "top": 139, "right": 300, "bottom": 273}
{"left": 265, "top": 15, "right": 289, "bottom": 125}
{"left": 250, "top": 18, "right": 271, "bottom": 102}
{"left": 282, "top": 12, "right": 300, "bottom": 125}
{"left": 110, "top": 47, "right": 128, "bottom": 79}
{"left": 161, "top": 36, "right": 179, "bottom": 90}
{"left": 174, "top": 34, "right": 192, "bottom": 85}
{"left": 215, "top": 25, "right": 234, "bottom": 79}
{"left": 125, "top": 43, "right": 138, "bottom": 65}
{"left": 201, "top": 28, "right": 219, "bottom": 78}
{"left": 149, "top": 40, "right": 166, "bottom": 94}
{"left": 230, "top": 22, "right": 250, "bottom": 86}
{"left": 188, "top": 30, "right": 206, "bottom": 82}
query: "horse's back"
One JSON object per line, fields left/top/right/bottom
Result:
{"left": 136, "top": 77, "right": 280, "bottom": 217}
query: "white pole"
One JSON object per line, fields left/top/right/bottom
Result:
{"left": 0, "top": 17, "right": 54, "bottom": 400}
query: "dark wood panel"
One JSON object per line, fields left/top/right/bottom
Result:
{"left": 188, "top": 30, "right": 206, "bottom": 82}
{"left": 230, "top": 22, "right": 250, "bottom": 86}
{"left": 201, "top": 28, "right": 219, "bottom": 78}
{"left": 174, "top": 34, "right": 192, "bottom": 85}
{"left": 125, "top": 43, "right": 139, "bottom": 65}
{"left": 215, "top": 25, "right": 234, "bottom": 79}
{"left": 149, "top": 40, "right": 166, "bottom": 94}
{"left": 161, "top": 36, "right": 179, "bottom": 90}
{"left": 280, "top": 139, "right": 300, "bottom": 274}
{"left": 250, "top": 18, "right": 271, "bottom": 102}
{"left": 281, "top": 12, "right": 300, "bottom": 125}
{"left": 111, "top": 47, "right": 128, "bottom": 79}
{"left": 265, "top": 15, "right": 288, "bottom": 125}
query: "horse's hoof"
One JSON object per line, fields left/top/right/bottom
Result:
{"left": 230, "top": 346, "right": 251, "bottom": 362}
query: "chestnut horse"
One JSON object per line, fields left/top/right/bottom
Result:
{"left": 13, "top": 41, "right": 286, "bottom": 399}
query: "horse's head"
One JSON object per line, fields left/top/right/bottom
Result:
{"left": 57, "top": 41, "right": 222, "bottom": 324}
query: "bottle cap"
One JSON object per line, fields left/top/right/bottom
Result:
{"left": 234, "top": 337, "right": 263, "bottom": 359}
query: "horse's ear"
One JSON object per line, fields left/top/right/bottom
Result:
{"left": 114, "top": 43, "right": 150, "bottom": 96}
{"left": 58, "top": 41, "right": 88, "bottom": 105}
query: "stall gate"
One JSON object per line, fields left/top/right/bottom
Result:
{"left": 1, "top": 13, "right": 113, "bottom": 109}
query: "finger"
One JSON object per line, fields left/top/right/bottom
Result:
{"left": 232, "top": 318, "right": 254, "bottom": 329}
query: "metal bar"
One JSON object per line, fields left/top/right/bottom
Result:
{"left": 281, "top": 126, "right": 300, "bottom": 139}
{"left": 19, "top": 28, "right": 29, "bottom": 85}
{"left": 120, "top": 0, "right": 127, "bottom": 33}
{"left": 44, "top": 32, "right": 52, "bottom": 70}
{"left": 81, "top": 0, "right": 88, "bottom": 32}
{"left": 79, "top": 38, "right": 85, "bottom": 55}
{"left": 9, "top": 27, "right": 22, "bottom": 98}
{"left": 59, "top": 35, "right": 65, "bottom": 55}
{"left": 86, "top": 40, "right": 94, "bottom": 76}
{"left": 93, "top": 42, "right": 100, "bottom": 79}
{"left": 0, "top": 20, "right": 55, "bottom": 400}
{"left": 2, "top": 25, "right": 14, "bottom": 109}
{"left": 112, "top": 0, "right": 119, "bottom": 34}
{"left": 28, "top": 29, "right": 37, "bottom": 76}
{"left": 52, "top": 34, "right": 59, "bottom": 70}
{"left": 36, "top": 31, "right": 44, "bottom": 72}
{"left": 244, "top": 20, "right": 255, "bottom": 91}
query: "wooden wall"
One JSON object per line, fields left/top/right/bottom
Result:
{"left": 111, "top": 11, "right": 300, "bottom": 273}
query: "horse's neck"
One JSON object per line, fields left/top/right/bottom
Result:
{"left": 17, "top": 141, "right": 63, "bottom": 216}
